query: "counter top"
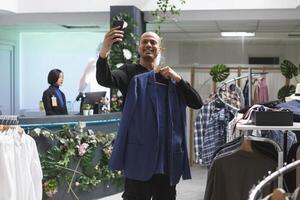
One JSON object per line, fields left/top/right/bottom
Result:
{"left": 19, "top": 112, "right": 122, "bottom": 129}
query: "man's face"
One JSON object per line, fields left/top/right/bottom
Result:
{"left": 138, "top": 33, "right": 161, "bottom": 61}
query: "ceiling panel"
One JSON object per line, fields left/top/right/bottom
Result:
{"left": 217, "top": 20, "right": 258, "bottom": 32}
{"left": 0, "top": 9, "right": 300, "bottom": 44}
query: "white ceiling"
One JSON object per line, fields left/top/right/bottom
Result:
{"left": 0, "top": 9, "right": 300, "bottom": 44}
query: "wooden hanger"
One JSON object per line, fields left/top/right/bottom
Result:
{"left": 240, "top": 136, "right": 253, "bottom": 152}
{"left": 270, "top": 188, "right": 286, "bottom": 200}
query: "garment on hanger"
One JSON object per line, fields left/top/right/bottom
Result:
{"left": 0, "top": 127, "right": 43, "bottom": 200}
{"left": 109, "top": 71, "right": 191, "bottom": 186}
{"left": 253, "top": 77, "right": 269, "bottom": 104}
{"left": 276, "top": 100, "right": 300, "bottom": 123}
{"left": 243, "top": 80, "right": 250, "bottom": 108}
{"left": 204, "top": 147, "right": 277, "bottom": 200}
{"left": 261, "top": 130, "right": 298, "bottom": 153}
{"left": 218, "top": 83, "right": 244, "bottom": 109}
{"left": 194, "top": 99, "right": 235, "bottom": 166}
{"left": 213, "top": 139, "right": 278, "bottom": 163}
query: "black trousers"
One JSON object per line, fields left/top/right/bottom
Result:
{"left": 122, "top": 174, "right": 176, "bottom": 200}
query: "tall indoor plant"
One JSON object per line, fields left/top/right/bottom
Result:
{"left": 277, "top": 59, "right": 299, "bottom": 100}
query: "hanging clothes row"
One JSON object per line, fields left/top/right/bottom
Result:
{"left": 243, "top": 73, "right": 269, "bottom": 107}
{"left": 0, "top": 115, "right": 43, "bottom": 200}
{"left": 194, "top": 93, "right": 238, "bottom": 166}
{"left": 204, "top": 136, "right": 281, "bottom": 200}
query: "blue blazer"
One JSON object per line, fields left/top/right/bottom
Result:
{"left": 109, "top": 71, "right": 191, "bottom": 185}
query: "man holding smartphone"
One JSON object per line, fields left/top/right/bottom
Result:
{"left": 96, "top": 25, "right": 203, "bottom": 200}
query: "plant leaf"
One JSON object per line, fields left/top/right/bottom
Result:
{"left": 209, "top": 64, "right": 230, "bottom": 82}
{"left": 280, "top": 59, "right": 298, "bottom": 79}
{"left": 277, "top": 85, "right": 296, "bottom": 100}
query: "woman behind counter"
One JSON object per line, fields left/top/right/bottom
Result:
{"left": 42, "top": 69, "right": 68, "bottom": 115}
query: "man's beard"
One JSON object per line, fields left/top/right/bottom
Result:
{"left": 141, "top": 54, "right": 155, "bottom": 62}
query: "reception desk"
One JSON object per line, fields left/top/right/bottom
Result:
{"left": 19, "top": 112, "right": 121, "bottom": 133}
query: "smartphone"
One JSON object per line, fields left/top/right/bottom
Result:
{"left": 112, "top": 20, "right": 124, "bottom": 30}
{"left": 112, "top": 20, "right": 124, "bottom": 44}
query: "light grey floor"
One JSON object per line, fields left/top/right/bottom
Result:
{"left": 98, "top": 165, "right": 207, "bottom": 200}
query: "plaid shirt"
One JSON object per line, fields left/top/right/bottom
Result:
{"left": 194, "top": 100, "right": 232, "bottom": 166}
{"left": 219, "top": 84, "right": 243, "bottom": 109}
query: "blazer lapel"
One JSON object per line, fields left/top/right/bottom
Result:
{"left": 147, "top": 71, "right": 158, "bottom": 118}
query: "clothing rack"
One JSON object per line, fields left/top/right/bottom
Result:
{"left": 0, "top": 115, "right": 19, "bottom": 125}
{"left": 244, "top": 134, "right": 283, "bottom": 188}
{"left": 217, "top": 70, "right": 268, "bottom": 110}
{"left": 249, "top": 159, "right": 300, "bottom": 200}
{"left": 244, "top": 135, "right": 282, "bottom": 152}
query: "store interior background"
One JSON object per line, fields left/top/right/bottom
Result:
{"left": 1, "top": 0, "right": 300, "bottom": 163}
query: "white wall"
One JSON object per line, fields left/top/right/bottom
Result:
{"left": 0, "top": 30, "right": 20, "bottom": 113}
{"left": 16, "top": 0, "right": 300, "bottom": 13}
{"left": 0, "top": 0, "right": 18, "bottom": 13}
{"left": 20, "top": 32, "right": 105, "bottom": 112}
{"left": 163, "top": 41, "right": 299, "bottom": 66}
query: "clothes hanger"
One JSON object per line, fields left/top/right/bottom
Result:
{"left": 240, "top": 136, "right": 253, "bottom": 152}
{"left": 270, "top": 188, "right": 287, "bottom": 200}
{"left": 0, "top": 115, "right": 22, "bottom": 135}
{"left": 153, "top": 67, "right": 168, "bottom": 86}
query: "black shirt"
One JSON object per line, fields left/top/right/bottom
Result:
{"left": 96, "top": 57, "right": 203, "bottom": 109}
{"left": 42, "top": 85, "right": 68, "bottom": 115}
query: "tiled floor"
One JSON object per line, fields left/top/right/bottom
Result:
{"left": 98, "top": 165, "right": 207, "bottom": 200}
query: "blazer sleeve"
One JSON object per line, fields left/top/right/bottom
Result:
{"left": 180, "top": 95, "right": 192, "bottom": 180}
{"left": 109, "top": 76, "right": 138, "bottom": 170}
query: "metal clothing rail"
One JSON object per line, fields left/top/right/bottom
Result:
{"left": 244, "top": 134, "right": 284, "bottom": 188}
{"left": 249, "top": 159, "right": 300, "bottom": 200}
{"left": 0, "top": 115, "right": 19, "bottom": 125}
{"left": 245, "top": 135, "right": 282, "bottom": 153}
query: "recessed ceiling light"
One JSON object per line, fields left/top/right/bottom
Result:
{"left": 221, "top": 32, "right": 255, "bottom": 37}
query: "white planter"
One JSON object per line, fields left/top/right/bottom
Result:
{"left": 83, "top": 110, "right": 89, "bottom": 116}
{"left": 89, "top": 109, "right": 94, "bottom": 115}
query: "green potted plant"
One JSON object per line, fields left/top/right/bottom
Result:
{"left": 82, "top": 104, "right": 91, "bottom": 116}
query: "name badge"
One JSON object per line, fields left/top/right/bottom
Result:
{"left": 51, "top": 96, "right": 58, "bottom": 107}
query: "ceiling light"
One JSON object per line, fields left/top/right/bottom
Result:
{"left": 221, "top": 32, "right": 255, "bottom": 37}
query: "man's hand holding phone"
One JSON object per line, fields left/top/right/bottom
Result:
{"left": 112, "top": 20, "right": 124, "bottom": 30}
{"left": 99, "top": 21, "right": 124, "bottom": 58}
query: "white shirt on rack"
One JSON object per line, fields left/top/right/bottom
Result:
{"left": 0, "top": 128, "right": 43, "bottom": 200}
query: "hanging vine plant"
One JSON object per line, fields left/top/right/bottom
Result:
{"left": 277, "top": 59, "right": 299, "bottom": 100}
{"left": 108, "top": 12, "right": 140, "bottom": 112}
{"left": 210, "top": 64, "right": 230, "bottom": 82}
{"left": 152, "top": 0, "right": 186, "bottom": 35}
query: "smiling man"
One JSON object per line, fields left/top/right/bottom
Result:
{"left": 96, "top": 28, "right": 202, "bottom": 200}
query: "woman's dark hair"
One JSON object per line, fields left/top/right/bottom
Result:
{"left": 48, "top": 69, "right": 62, "bottom": 86}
